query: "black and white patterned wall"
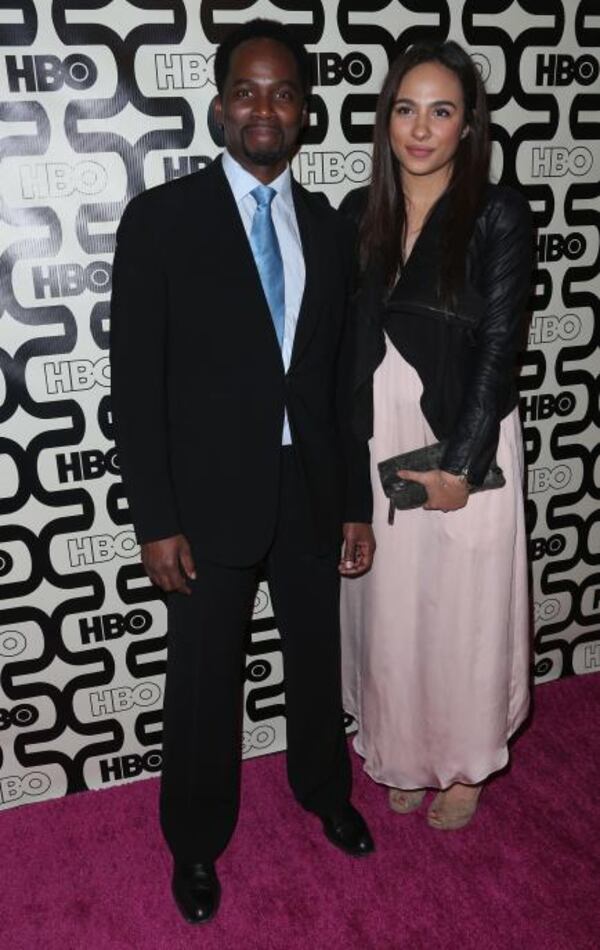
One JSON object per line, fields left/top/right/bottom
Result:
{"left": 1, "top": 0, "right": 598, "bottom": 810}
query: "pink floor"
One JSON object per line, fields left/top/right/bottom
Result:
{"left": 3, "top": 673, "right": 600, "bottom": 949}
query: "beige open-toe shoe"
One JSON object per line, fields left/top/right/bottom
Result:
{"left": 426, "top": 784, "right": 482, "bottom": 830}
{"left": 388, "top": 787, "right": 427, "bottom": 814}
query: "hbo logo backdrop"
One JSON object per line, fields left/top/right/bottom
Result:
{"left": 0, "top": 0, "right": 598, "bottom": 810}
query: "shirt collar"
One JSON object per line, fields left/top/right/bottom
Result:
{"left": 222, "top": 150, "right": 293, "bottom": 207}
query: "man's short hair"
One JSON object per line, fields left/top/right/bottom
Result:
{"left": 214, "top": 18, "right": 311, "bottom": 96}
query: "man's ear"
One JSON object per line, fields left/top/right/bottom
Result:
{"left": 208, "top": 95, "right": 225, "bottom": 146}
{"left": 301, "top": 99, "right": 309, "bottom": 129}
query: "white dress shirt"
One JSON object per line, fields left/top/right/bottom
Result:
{"left": 221, "top": 150, "right": 305, "bottom": 445}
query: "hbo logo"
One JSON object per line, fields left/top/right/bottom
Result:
{"left": 534, "top": 599, "right": 561, "bottom": 622}
{"left": 89, "top": 682, "right": 162, "bottom": 717}
{"left": 100, "top": 750, "right": 163, "bottom": 783}
{"left": 296, "top": 150, "right": 372, "bottom": 186}
{"left": 56, "top": 448, "right": 119, "bottom": 484}
{"left": 246, "top": 659, "right": 272, "bottom": 683}
{"left": 528, "top": 313, "right": 582, "bottom": 346}
{"left": 531, "top": 146, "right": 593, "bottom": 178}
{"left": 33, "top": 262, "right": 112, "bottom": 300}
{"left": 0, "top": 771, "right": 51, "bottom": 805}
{"left": 155, "top": 53, "right": 213, "bottom": 89}
{"left": 79, "top": 609, "right": 152, "bottom": 645}
{"left": 5, "top": 53, "right": 97, "bottom": 92}
{"left": 520, "top": 391, "right": 575, "bottom": 422}
{"left": 0, "top": 703, "right": 38, "bottom": 731}
{"left": 45, "top": 356, "right": 110, "bottom": 394}
{"left": 67, "top": 530, "right": 139, "bottom": 567}
{"left": 163, "top": 154, "right": 212, "bottom": 181}
{"left": 471, "top": 52, "right": 491, "bottom": 83}
{"left": 529, "top": 535, "right": 566, "bottom": 561}
{"left": 536, "top": 53, "right": 599, "bottom": 86}
{"left": 536, "top": 233, "right": 586, "bottom": 263}
{"left": 0, "top": 630, "right": 27, "bottom": 657}
{"left": 309, "top": 51, "right": 371, "bottom": 86}
{"left": 527, "top": 464, "right": 572, "bottom": 494}
{"left": 0, "top": 550, "right": 13, "bottom": 578}
{"left": 253, "top": 588, "right": 270, "bottom": 615}
{"left": 242, "top": 724, "right": 276, "bottom": 756}
{"left": 20, "top": 161, "right": 107, "bottom": 199}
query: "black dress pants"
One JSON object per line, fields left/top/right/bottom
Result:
{"left": 159, "top": 448, "right": 352, "bottom": 864}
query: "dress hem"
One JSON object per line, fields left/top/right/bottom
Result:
{"left": 350, "top": 697, "right": 530, "bottom": 791}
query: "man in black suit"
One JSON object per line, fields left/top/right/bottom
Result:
{"left": 110, "top": 18, "right": 375, "bottom": 924}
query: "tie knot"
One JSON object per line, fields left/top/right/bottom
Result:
{"left": 251, "top": 184, "right": 276, "bottom": 210}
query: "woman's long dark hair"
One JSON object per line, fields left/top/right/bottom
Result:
{"left": 359, "top": 41, "right": 490, "bottom": 308}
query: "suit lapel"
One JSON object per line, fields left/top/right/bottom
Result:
{"left": 289, "top": 180, "right": 321, "bottom": 368}
{"left": 209, "top": 156, "right": 259, "bottom": 278}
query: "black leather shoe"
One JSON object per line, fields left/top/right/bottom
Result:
{"left": 321, "top": 802, "right": 375, "bottom": 857}
{"left": 172, "top": 862, "right": 221, "bottom": 924}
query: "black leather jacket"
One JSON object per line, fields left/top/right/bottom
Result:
{"left": 340, "top": 183, "right": 533, "bottom": 486}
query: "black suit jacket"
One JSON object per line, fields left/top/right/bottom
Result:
{"left": 110, "top": 157, "right": 371, "bottom": 565}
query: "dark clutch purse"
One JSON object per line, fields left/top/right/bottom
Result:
{"left": 377, "top": 441, "right": 506, "bottom": 524}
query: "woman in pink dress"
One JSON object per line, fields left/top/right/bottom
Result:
{"left": 340, "top": 41, "right": 532, "bottom": 830}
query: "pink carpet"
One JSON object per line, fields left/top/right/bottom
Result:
{"left": 3, "top": 673, "right": 599, "bottom": 949}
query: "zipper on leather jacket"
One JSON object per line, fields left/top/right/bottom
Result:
{"left": 387, "top": 300, "right": 477, "bottom": 328}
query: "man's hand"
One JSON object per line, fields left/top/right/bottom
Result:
{"left": 339, "top": 522, "right": 376, "bottom": 577}
{"left": 397, "top": 468, "right": 469, "bottom": 512}
{"left": 141, "top": 534, "right": 197, "bottom": 594}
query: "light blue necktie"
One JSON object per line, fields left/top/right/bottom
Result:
{"left": 249, "top": 185, "right": 285, "bottom": 349}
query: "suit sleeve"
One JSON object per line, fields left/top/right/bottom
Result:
{"left": 110, "top": 195, "right": 181, "bottom": 544}
{"left": 440, "top": 189, "right": 533, "bottom": 484}
{"left": 336, "top": 214, "right": 373, "bottom": 524}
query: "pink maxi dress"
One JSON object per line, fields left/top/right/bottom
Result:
{"left": 341, "top": 337, "right": 530, "bottom": 790}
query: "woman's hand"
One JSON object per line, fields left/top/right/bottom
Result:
{"left": 397, "top": 468, "right": 470, "bottom": 512}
